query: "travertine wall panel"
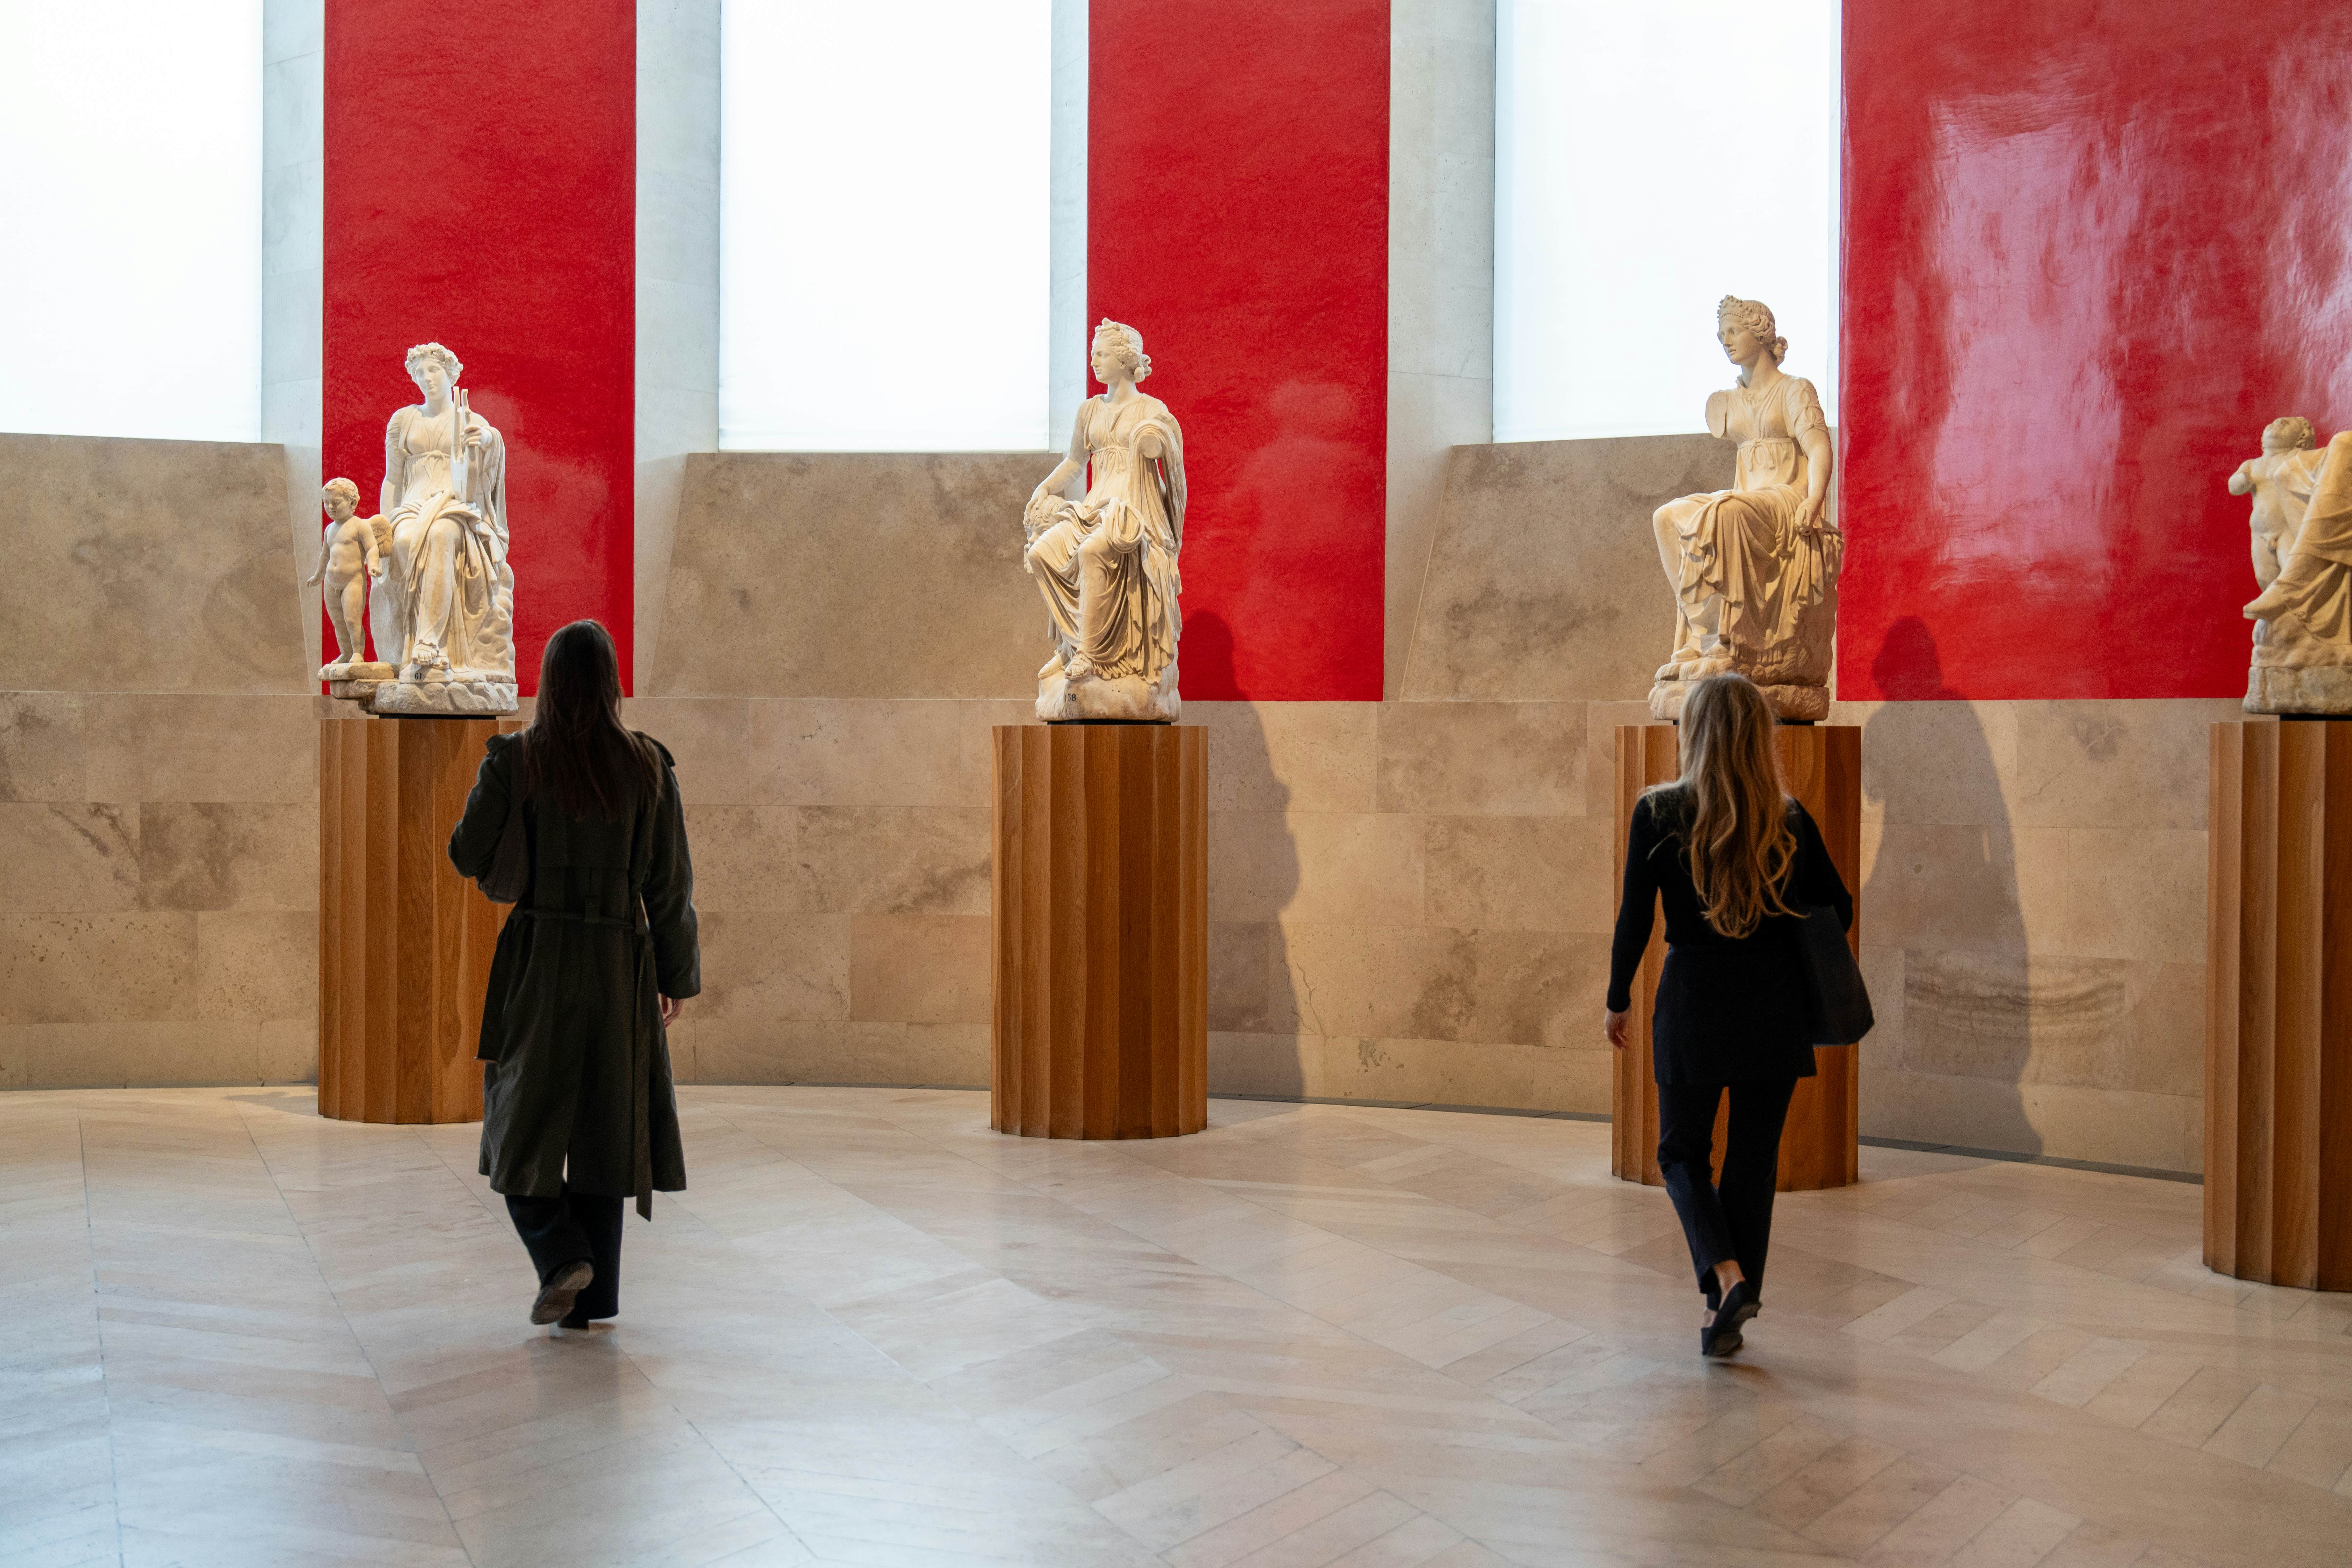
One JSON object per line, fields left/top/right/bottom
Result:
{"left": 0, "top": 435, "right": 306, "bottom": 694}
{"left": 0, "top": 435, "right": 319, "bottom": 1089}
{"left": 631, "top": 692, "right": 1624, "bottom": 1111}
{"left": 653, "top": 452, "right": 1050, "bottom": 697}
{"left": 10, "top": 434, "right": 2239, "bottom": 1173}
{"left": 1402, "top": 435, "right": 1729, "bottom": 701}
{"left": 1840, "top": 694, "right": 2242, "bottom": 1172}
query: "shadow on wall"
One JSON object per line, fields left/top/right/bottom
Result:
{"left": 1186, "top": 612, "right": 1304, "bottom": 1096}
{"left": 1862, "top": 617, "right": 2042, "bottom": 1157}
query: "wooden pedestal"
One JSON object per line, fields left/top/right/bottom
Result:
{"left": 1610, "top": 724, "right": 1862, "bottom": 1190}
{"left": 2206, "top": 720, "right": 2352, "bottom": 1288}
{"left": 317, "top": 717, "right": 518, "bottom": 1123}
{"left": 990, "top": 724, "right": 1207, "bottom": 1138}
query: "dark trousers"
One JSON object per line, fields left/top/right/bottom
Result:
{"left": 506, "top": 1187, "right": 624, "bottom": 1320}
{"left": 1656, "top": 1078, "right": 1798, "bottom": 1305}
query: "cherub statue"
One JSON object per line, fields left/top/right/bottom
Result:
{"left": 2228, "top": 416, "right": 2325, "bottom": 596}
{"left": 309, "top": 477, "right": 386, "bottom": 674}
{"left": 2244, "top": 419, "right": 2352, "bottom": 711}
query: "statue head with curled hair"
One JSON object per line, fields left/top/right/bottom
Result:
{"left": 404, "top": 341, "right": 463, "bottom": 393}
{"left": 1716, "top": 296, "right": 1787, "bottom": 375}
{"left": 1090, "top": 319, "right": 1151, "bottom": 387}
{"left": 2264, "top": 415, "right": 2317, "bottom": 454}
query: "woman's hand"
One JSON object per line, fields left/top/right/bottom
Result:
{"left": 1604, "top": 1008, "right": 1629, "bottom": 1049}
{"left": 659, "top": 995, "right": 684, "bottom": 1027}
{"left": 1795, "top": 493, "right": 1826, "bottom": 533}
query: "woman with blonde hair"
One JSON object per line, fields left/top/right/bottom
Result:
{"left": 1604, "top": 673, "right": 1851, "bottom": 1358}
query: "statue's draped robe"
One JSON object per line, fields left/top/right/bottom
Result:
{"left": 2251, "top": 430, "right": 2352, "bottom": 663}
{"left": 382, "top": 402, "right": 515, "bottom": 681}
{"left": 1026, "top": 394, "right": 1186, "bottom": 685}
{"left": 1660, "top": 374, "right": 1840, "bottom": 684}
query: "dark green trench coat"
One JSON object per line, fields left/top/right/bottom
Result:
{"left": 447, "top": 733, "right": 699, "bottom": 1218}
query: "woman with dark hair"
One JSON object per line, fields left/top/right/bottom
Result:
{"left": 1603, "top": 673, "right": 1851, "bottom": 1359}
{"left": 448, "top": 619, "right": 699, "bottom": 1329}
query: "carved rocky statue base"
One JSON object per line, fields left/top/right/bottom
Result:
{"left": 1649, "top": 680, "right": 1828, "bottom": 723}
{"left": 328, "top": 672, "right": 519, "bottom": 716}
{"left": 1039, "top": 665, "right": 1180, "bottom": 724}
{"left": 2246, "top": 664, "right": 2352, "bottom": 716}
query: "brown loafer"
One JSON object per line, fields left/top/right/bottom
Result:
{"left": 531, "top": 1261, "right": 594, "bottom": 1325}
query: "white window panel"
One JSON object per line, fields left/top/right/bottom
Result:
{"left": 1496, "top": 0, "right": 1840, "bottom": 442}
{"left": 0, "top": 1, "right": 264, "bottom": 442}
{"left": 721, "top": 0, "right": 1052, "bottom": 451}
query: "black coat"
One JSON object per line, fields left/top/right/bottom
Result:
{"left": 1607, "top": 788, "right": 1852, "bottom": 1085}
{"left": 447, "top": 732, "right": 700, "bottom": 1217}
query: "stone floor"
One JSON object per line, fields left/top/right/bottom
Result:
{"left": 6, "top": 1086, "right": 2347, "bottom": 1568}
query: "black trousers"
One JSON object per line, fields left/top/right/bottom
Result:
{"left": 1656, "top": 1077, "right": 1797, "bottom": 1305}
{"left": 506, "top": 1187, "right": 624, "bottom": 1320}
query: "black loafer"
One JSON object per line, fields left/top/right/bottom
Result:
{"left": 531, "top": 1261, "right": 594, "bottom": 1325}
{"left": 1702, "top": 1280, "right": 1758, "bottom": 1358}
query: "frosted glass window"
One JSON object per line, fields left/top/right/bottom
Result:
{"left": 0, "top": 1, "right": 263, "bottom": 443}
{"left": 721, "top": 1, "right": 1052, "bottom": 451}
{"left": 1496, "top": 0, "right": 1840, "bottom": 442}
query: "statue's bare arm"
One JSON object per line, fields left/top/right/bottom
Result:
{"left": 381, "top": 410, "right": 404, "bottom": 517}
{"left": 1798, "top": 426, "right": 1834, "bottom": 529}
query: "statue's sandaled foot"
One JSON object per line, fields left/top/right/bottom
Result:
{"left": 1063, "top": 655, "right": 1094, "bottom": 684}
{"left": 1687, "top": 653, "right": 1733, "bottom": 679}
{"left": 1656, "top": 655, "right": 1699, "bottom": 682}
{"left": 1039, "top": 652, "right": 1066, "bottom": 682}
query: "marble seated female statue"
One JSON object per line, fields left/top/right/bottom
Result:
{"left": 1648, "top": 297, "right": 1842, "bottom": 722}
{"left": 326, "top": 342, "right": 519, "bottom": 715}
{"left": 1021, "top": 319, "right": 1186, "bottom": 722}
{"left": 2242, "top": 417, "right": 2352, "bottom": 714}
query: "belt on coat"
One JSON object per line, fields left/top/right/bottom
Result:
{"left": 510, "top": 905, "right": 660, "bottom": 1218}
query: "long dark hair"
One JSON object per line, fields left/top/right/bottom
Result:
{"left": 518, "top": 620, "right": 663, "bottom": 819}
{"left": 1647, "top": 673, "right": 1796, "bottom": 938}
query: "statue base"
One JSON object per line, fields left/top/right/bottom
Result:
{"left": 1037, "top": 667, "right": 1179, "bottom": 724}
{"left": 991, "top": 724, "right": 1206, "bottom": 1137}
{"left": 320, "top": 715, "right": 520, "bottom": 1123}
{"left": 330, "top": 674, "right": 520, "bottom": 716}
{"left": 2207, "top": 720, "right": 2352, "bottom": 1287}
{"left": 2246, "top": 663, "right": 2352, "bottom": 716}
{"left": 322, "top": 660, "right": 395, "bottom": 682}
{"left": 1648, "top": 679, "right": 1828, "bottom": 723}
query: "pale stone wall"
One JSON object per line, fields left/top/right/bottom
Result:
{"left": 3, "top": 431, "right": 2229, "bottom": 1173}
{"left": 0, "top": 433, "right": 320, "bottom": 1088}
{"left": 1837, "top": 696, "right": 2231, "bottom": 1174}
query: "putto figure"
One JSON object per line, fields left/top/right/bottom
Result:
{"left": 309, "top": 477, "right": 385, "bottom": 672}
{"left": 328, "top": 342, "right": 519, "bottom": 714}
{"left": 2241, "top": 416, "right": 2352, "bottom": 714}
{"left": 1021, "top": 319, "right": 1187, "bottom": 722}
{"left": 2229, "top": 416, "right": 2325, "bottom": 601}
{"left": 1648, "top": 297, "right": 1842, "bottom": 722}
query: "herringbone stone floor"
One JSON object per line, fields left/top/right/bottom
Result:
{"left": 5, "top": 1085, "right": 2346, "bottom": 1567}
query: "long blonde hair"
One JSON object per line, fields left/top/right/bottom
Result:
{"left": 1652, "top": 674, "right": 1797, "bottom": 938}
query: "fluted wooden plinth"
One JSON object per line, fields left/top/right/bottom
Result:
{"left": 2206, "top": 719, "right": 2352, "bottom": 1288}
{"left": 1611, "top": 723, "right": 1862, "bottom": 1191}
{"left": 317, "top": 717, "right": 518, "bottom": 1123}
{"left": 991, "top": 724, "right": 1207, "bottom": 1138}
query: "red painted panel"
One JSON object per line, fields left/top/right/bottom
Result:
{"left": 1841, "top": 0, "right": 2352, "bottom": 700}
{"left": 1089, "top": 0, "right": 1388, "bottom": 701}
{"left": 323, "top": 0, "right": 634, "bottom": 695}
